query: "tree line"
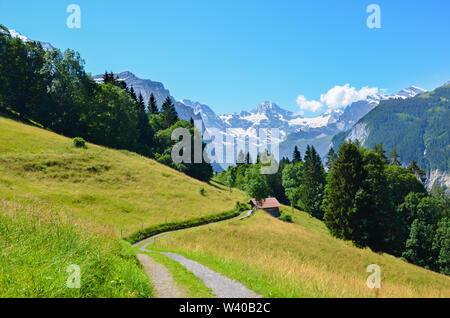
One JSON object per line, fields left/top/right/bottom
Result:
{"left": 217, "top": 143, "right": 449, "bottom": 275}
{"left": 0, "top": 26, "right": 213, "bottom": 182}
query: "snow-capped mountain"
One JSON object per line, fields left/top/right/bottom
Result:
{"left": 6, "top": 29, "right": 53, "bottom": 51}
{"left": 98, "top": 71, "right": 427, "bottom": 165}
{"left": 395, "top": 86, "right": 428, "bottom": 99}
{"left": 93, "top": 71, "right": 204, "bottom": 126}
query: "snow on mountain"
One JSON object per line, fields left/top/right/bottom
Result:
{"left": 95, "top": 71, "right": 426, "bottom": 166}
{"left": 390, "top": 86, "right": 427, "bottom": 99}
{"left": 7, "top": 29, "right": 53, "bottom": 51}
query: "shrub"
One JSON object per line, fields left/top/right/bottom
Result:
{"left": 125, "top": 207, "right": 244, "bottom": 244}
{"left": 199, "top": 187, "right": 206, "bottom": 196}
{"left": 73, "top": 137, "right": 86, "bottom": 148}
{"left": 235, "top": 201, "right": 250, "bottom": 212}
{"left": 279, "top": 212, "right": 293, "bottom": 223}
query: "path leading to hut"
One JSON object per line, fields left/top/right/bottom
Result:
{"left": 134, "top": 210, "right": 262, "bottom": 298}
{"left": 137, "top": 254, "right": 188, "bottom": 298}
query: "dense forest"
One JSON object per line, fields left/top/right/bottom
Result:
{"left": 0, "top": 25, "right": 213, "bottom": 182}
{"left": 217, "top": 143, "right": 450, "bottom": 276}
{"left": 332, "top": 85, "right": 450, "bottom": 174}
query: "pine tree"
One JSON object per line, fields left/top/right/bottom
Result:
{"left": 148, "top": 93, "right": 159, "bottom": 114}
{"left": 299, "top": 145, "right": 326, "bottom": 219}
{"left": 129, "top": 86, "right": 137, "bottom": 102}
{"left": 292, "top": 146, "right": 302, "bottom": 164}
{"left": 407, "top": 159, "right": 426, "bottom": 183}
{"left": 137, "top": 93, "right": 145, "bottom": 112}
{"left": 161, "top": 96, "right": 178, "bottom": 128}
{"left": 324, "top": 141, "right": 367, "bottom": 240}
{"left": 390, "top": 147, "right": 401, "bottom": 166}
{"left": 135, "top": 93, "right": 153, "bottom": 154}
{"left": 245, "top": 152, "right": 252, "bottom": 165}
{"left": 373, "top": 143, "right": 388, "bottom": 163}
{"left": 237, "top": 149, "right": 245, "bottom": 165}
{"left": 325, "top": 147, "right": 337, "bottom": 170}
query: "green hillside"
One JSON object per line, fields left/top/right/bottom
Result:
{"left": 151, "top": 207, "right": 450, "bottom": 297}
{"left": 332, "top": 85, "right": 450, "bottom": 173}
{"left": 1, "top": 115, "right": 449, "bottom": 298}
{"left": 0, "top": 116, "right": 246, "bottom": 237}
{"left": 0, "top": 115, "right": 246, "bottom": 297}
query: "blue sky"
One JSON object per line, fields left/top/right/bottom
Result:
{"left": 1, "top": 0, "right": 449, "bottom": 116}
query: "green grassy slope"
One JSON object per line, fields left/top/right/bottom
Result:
{"left": 0, "top": 200, "right": 152, "bottom": 298}
{"left": 0, "top": 116, "right": 247, "bottom": 237}
{"left": 0, "top": 115, "right": 246, "bottom": 297}
{"left": 150, "top": 207, "right": 450, "bottom": 298}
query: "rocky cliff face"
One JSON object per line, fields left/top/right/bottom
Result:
{"left": 428, "top": 169, "right": 450, "bottom": 192}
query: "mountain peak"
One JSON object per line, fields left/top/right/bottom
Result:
{"left": 396, "top": 86, "right": 427, "bottom": 98}
{"left": 7, "top": 29, "right": 53, "bottom": 51}
{"left": 253, "top": 101, "right": 282, "bottom": 113}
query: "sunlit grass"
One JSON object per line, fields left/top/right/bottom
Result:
{"left": 0, "top": 116, "right": 247, "bottom": 237}
{"left": 151, "top": 208, "right": 450, "bottom": 298}
{"left": 0, "top": 200, "right": 152, "bottom": 298}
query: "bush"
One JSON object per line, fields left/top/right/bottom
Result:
{"left": 235, "top": 201, "right": 250, "bottom": 212}
{"left": 125, "top": 207, "right": 244, "bottom": 244}
{"left": 73, "top": 137, "right": 86, "bottom": 148}
{"left": 199, "top": 187, "right": 206, "bottom": 196}
{"left": 279, "top": 212, "right": 293, "bottom": 223}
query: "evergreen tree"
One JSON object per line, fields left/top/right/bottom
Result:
{"left": 407, "top": 159, "right": 426, "bottom": 183}
{"left": 237, "top": 149, "right": 245, "bottom": 166}
{"left": 148, "top": 93, "right": 159, "bottom": 114}
{"left": 325, "top": 147, "right": 337, "bottom": 170}
{"left": 129, "top": 86, "right": 137, "bottom": 102}
{"left": 134, "top": 93, "right": 153, "bottom": 154}
{"left": 245, "top": 152, "right": 252, "bottom": 165}
{"left": 299, "top": 145, "right": 326, "bottom": 219}
{"left": 324, "top": 141, "right": 367, "bottom": 240}
{"left": 373, "top": 143, "right": 388, "bottom": 163}
{"left": 137, "top": 93, "right": 145, "bottom": 112}
{"left": 292, "top": 146, "right": 302, "bottom": 164}
{"left": 390, "top": 147, "right": 401, "bottom": 166}
{"left": 161, "top": 96, "right": 178, "bottom": 128}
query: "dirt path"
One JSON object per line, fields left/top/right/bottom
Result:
{"left": 135, "top": 210, "right": 262, "bottom": 298}
{"left": 137, "top": 254, "right": 188, "bottom": 298}
{"left": 161, "top": 252, "right": 261, "bottom": 298}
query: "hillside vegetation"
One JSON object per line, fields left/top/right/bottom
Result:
{"left": 151, "top": 207, "right": 450, "bottom": 298}
{"left": 0, "top": 200, "right": 152, "bottom": 297}
{"left": 0, "top": 115, "right": 247, "bottom": 297}
{"left": 332, "top": 85, "right": 450, "bottom": 173}
{"left": 0, "top": 116, "right": 246, "bottom": 237}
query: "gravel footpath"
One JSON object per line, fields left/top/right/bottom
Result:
{"left": 135, "top": 210, "right": 261, "bottom": 298}
{"left": 161, "top": 251, "right": 261, "bottom": 298}
{"left": 137, "top": 254, "right": 188, "bottom": 298}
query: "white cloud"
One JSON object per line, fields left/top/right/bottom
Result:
{"left": 296, "top": 95, "right": 323, "bottom": 112}
{"left": 320, "top": 84, "right": 378, "bottom": 109}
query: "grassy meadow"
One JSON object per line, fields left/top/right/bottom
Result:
{"left": 0, "top": 115, "right": 245, "bottom": 297}
{"left": 150, "top": 207, "right": 450, "bottom": 298}
{"left": 0, "top": 199, "right": 152, "bottom": 297}
{"left": 0, "top": 116, "right": 247, "bottom": 237}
